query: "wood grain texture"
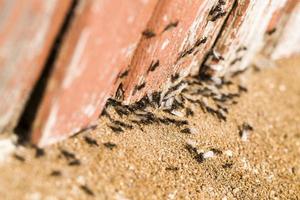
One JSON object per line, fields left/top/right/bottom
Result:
{"left": 0, "top": 0, "right": 71, "bottom": 133}
{"left": 32, "top": 0, "right": 158, "bottom": 146}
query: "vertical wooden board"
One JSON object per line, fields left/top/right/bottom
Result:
{"left": 0, "top": 0, "right": 71, "bottom": 133}
{"left": 202, "top": 0, "right": 287, "bottom": 78}
{"left": 32, "top": 0, "right": 158, "bottom": 146}
{"left": 271, "top": 2, "right": 300, "bottom": 59}
{"left": 262, "top": 0, "right": 299, "bottom": 57}
{"left": 122, "top": 0, "right": 236, "bottom": 103}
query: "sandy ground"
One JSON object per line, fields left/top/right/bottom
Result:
{"left": 0, "top": 58, "right": 300, "bottom": 200}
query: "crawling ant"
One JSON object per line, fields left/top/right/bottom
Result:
{"left": 238, "top": 85, "right": 248, "bottom": 93}
{"left": 13, "top": 154, "right": 25, "bottom": 162}
{"left": 195, "top": 153, "right": 205, "bottom": 163}
{"left": 80, "top": 185, "right": 95, "bottom": 196}
{"left": 147, "top": 60, "right": 160, "bottom": 73}
{"left": 195, "top": 37, "right": 208, "bottom": 47}
{"left": 114, "top": 106, "right": 130, "bottom": 117}
{"left": 185, "top": 143, "right": 198, "bottom": 155}
{"left": 103, "top": 142, "right": 117, "bottom": 150}
{"left": 241, "top": 123, "right": 253, "bottom": 131}
{"left": 209, "top": 5, "right": 222, "bottom": 16}
{"left": 216, "top": 110, "right": 227, "bottom": 121}
{"left": 177, "top": 36, "right": 207, "bottom": 61}
{"left": 210, "top": 11, "right": 227, "bottom": 21}
{"left": 165, "top": 166, "right": 179, "bottom": 171}
{"left": 185, "top": 143, "right": 205, "bottom": 163}
{"left": 164, "top": 117, "right": 188, "bottom": 127}
{"left": 180, "top": 128, "right": 191, "bottom": 134}
{"left": 185, "top": 108, "right": 194, "bottom": 117}
{"left": 129, "top": 96, "right": 149, "bottom": 111}
{"left": 210, "top": 148, "right": 223, "bottom": 155}
{"left": 136, "top": 82, "right": 146, "bottom": 91}
{"left": 84, "top": 136, "right": 98, "bottom": 147}
{"left": 209, "top": 0, "right": 227, "bottom": 21}
{"left": 50, "top": 170, "right": 62, "bottom": 177}
{"left": 34, "top": 146, "right": 45, "bottom": 158}
{"left": 108, "top": 125, "right": 124, "bottom": 133}
{"left": 119, "top": 69, "right": 129, "bottom": 79}
{"left": 171, "top": 73, "right": 179, "bottom": 83}
{"left": 222, "top": 162, "right": 233, "bottom": 169}
{"left": 111, "top": 120, "right": 133, "bottom": 129}
{"left": 163, "top": 20, "right": 179, "bottom": 32}
{"left": 230, "top": 57, "right": 242, "bottom": 65}
{"left": 60, "top": 149, "right": 76, "bottom": 160}
{"left": 267, "top": 28, "right": 277, "bottom": 35}
{"left": 152, "top": 91, "right": 161, "bottom": 106}
{"left": 158, "top": 117, "right": 171, "bottom": 125}
{"left": 68, "top": 159, "right": 81, "bottom": 166}
{"left": 142, "top": 29, "right": 156, "bottom": 38}
{"left": 177, "top": 50, "right": 190, "bottom": 61}
{"left": 133, "top": 82, "right": 146, "bottom": 95}
{"left": 106, "top": 98, "right": 121, "bottom": 107}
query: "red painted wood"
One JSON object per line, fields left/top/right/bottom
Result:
{"left": 32, "top": 0, "right": 158, "bottom": 146}
{"left": 28, "top": 0, "right": 299, "bottom": 146}
{"left": 122, "top": 0, "right": 235, "bottom": 103}
{"left": 0, "top": 0, "right": 71, "bottom": 133}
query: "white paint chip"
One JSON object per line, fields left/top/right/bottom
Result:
{"left": 161, "top": 39, "right": 170, "bottom": 50}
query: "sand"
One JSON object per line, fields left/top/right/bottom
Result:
{"left": 0, "top": 57, "right": 299, "bottom": 200}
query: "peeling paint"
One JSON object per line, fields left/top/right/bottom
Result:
{"left": 62, "top": 29, "right": 90, "bottom": 89}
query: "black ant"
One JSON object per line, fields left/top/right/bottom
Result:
{"left": 60, "top": 149, "right": 76, "bottom": 160}
{"left": 185, "top": 108, "right": 194, "bottom": 117}
{"left": 103, "top": 142, "right": 117, "bottom": 150}
{"left": 80, "top": 185, "right": 94, "bottom": 196}
{"left": 13, "top": 154, "right": 25, "bottom": 162}
{"left": 165, "top": 166, "right": 179, "bottom": 171}
{"left": 142, "top": 29, "right": 156, "bottom": 38}
{"left": 180, "top": 128, "right": 191, "bottom": 134}
{"left": 108, "top": 125, "right": 124, "bottom": 133}
{"left": 68, "top": 159, "right": 81, "bottom": 166}
{"left": 50, "top": 170, "right": 62, "bottom": 177}
{"left": 84, "top": 136, "right": 98, "bottom": 147}
{"left": 163, "top": 20, "right": 179, "bottom": 32}
{"left": 147, "top": 60, "right": 160, "bottom": 73}
{"left": 119, "top": 69, "right": 129, "bottom": 79}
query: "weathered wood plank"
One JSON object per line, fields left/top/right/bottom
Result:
{"left": 202, "top": 0, "right": 287, "bottom": 79}
{"left": 122, "top": 0, "right": 235, "bottom": 103}
{"left": 271, "top": 1, "right": 300, "bottom": 59}
{"left": 0, "top": 0, "right": 71, "bottom": 133}
{"left": 30, "top": 0, "right": 300, "bottom": 146}
{"left": 32, "top": 0, "right": 158, "bottom": 146}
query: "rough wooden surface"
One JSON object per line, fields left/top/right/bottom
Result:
{"left": 32, "top": 0, "right": 158, "bottom": 146}
{"left": 32, "top": 0, "right": 300, "bottom": 146}
{"left": 122, "top": 0, "right": 235, "bottom": 103}
{"left": 271, "top": 1, "right": 300, "bottom": 59}
{"left": 202, "top": 0, "right": 287, "bottom": 79}
{"left": 0, "top": 0, "right": 299, "bottom": 146}
{"left": 0, "top": 0, "right": 71, "bottom": 134}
